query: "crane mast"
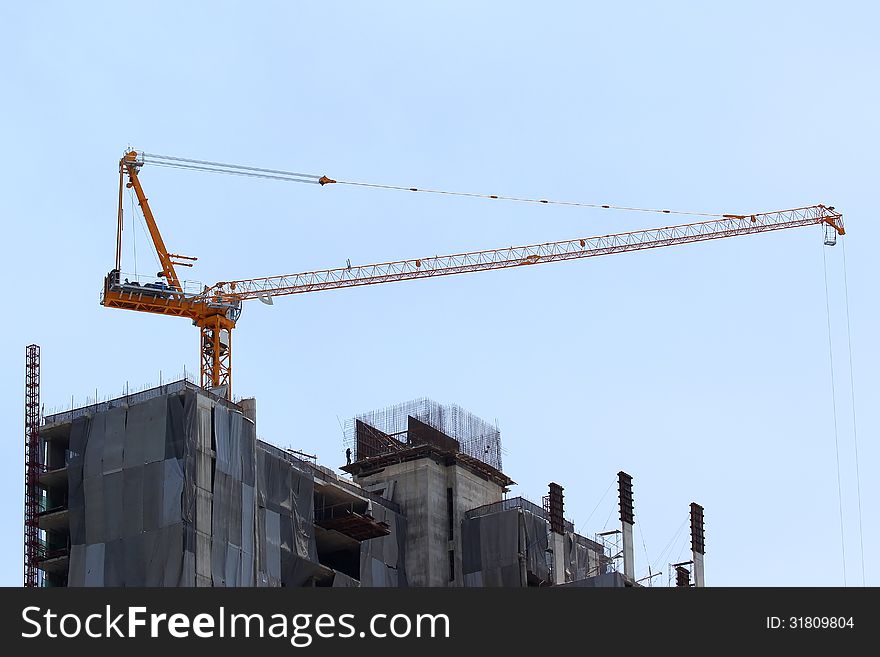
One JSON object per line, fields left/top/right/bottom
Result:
{"left": 105, "top": 152, "right": 238, "bottom": 393}
{"left": 102, "top": 150, "right": 844, "bottom": 399}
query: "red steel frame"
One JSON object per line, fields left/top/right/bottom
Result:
{"left": 202, "top": 205, "right": 844, "bottom": 301}
{"left": 24, "top": 344, "right": 42, "bottom": 587}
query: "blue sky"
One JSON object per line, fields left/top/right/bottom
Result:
{"left": 2, "top": 2, "right": 876, "bottom": 586}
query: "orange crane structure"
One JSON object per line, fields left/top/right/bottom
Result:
{"left": 102, "top": 150, "right": 845, "bottom": 398}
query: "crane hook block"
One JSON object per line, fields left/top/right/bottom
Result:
{"left": 318, "top": 175, "right": 336, "bottom": 186}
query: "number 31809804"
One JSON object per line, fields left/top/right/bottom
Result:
{"left": 788, "top": 617, "right": 854, "bottom": 629}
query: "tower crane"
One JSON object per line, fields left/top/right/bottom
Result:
{"left": 101, "top": 150, "right": 844, "bottom": 399}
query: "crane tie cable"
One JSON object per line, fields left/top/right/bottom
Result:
{"left": 140, "top": 152, "right": 727, "bottom": 219}
{"left": 330, "top": 179, "right": 725, "bottom": 217}
{"left": 141, "top": 153, "right": 321, "bottom": 185}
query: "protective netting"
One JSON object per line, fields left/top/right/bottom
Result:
{"left": 460, "top": 507, "right": 550, "bottom": 587}
{"left": 572, "top": 532, "right": 608, "bottom": 581}
{"left": 255, "top": 446, "right": 321, "bottom": 587}
{"left": 66, "top": 388, "right": 407, "bottom": 587}
{"left": 358, "top": 503, "right": 408, "bottom": 587}
{"left": 461, "top": 508, "right": 524, "bottom": 587}
{"left": 67, "top": 391, "right": 321, "bottom": 587}
{"left": 68, "top": 395, "right": 193, "bottom": 586}
{"left": 461, "top": 506, "right": 605, "bottom": 587}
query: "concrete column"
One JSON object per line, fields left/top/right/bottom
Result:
{"left": 693, "top": 551, "right": 705, "bottom": 588}
{"left": 547, "top": 482, "right": 566, "bottom": 585}
{"left": 552, "top": 532, "right": 566, "bottom": 585}
{"left": 622, "top": 521, "right": 635, "bottom": 580}
{"left": 239, "top": 397, "right": 257, "bottom": 425}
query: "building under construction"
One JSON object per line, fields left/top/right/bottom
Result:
{"left": 25, "top": 367, "right": 705, "bottom": 588}
{"left": 19, "top": 152, "right": 833, "bottom": 590}
{"left": 14, "top": 146, "right": 845, "bottom": 591}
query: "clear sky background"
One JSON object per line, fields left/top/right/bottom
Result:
{"left": 1, "top": 2, "right": 876, "bottom": 586}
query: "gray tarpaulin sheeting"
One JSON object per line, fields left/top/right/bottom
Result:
{"left": 358, "top": 504, "right": 408, "bottom": 587}
{"left": 564, "top": 532, "right": 596, "bottom": 582}
{"left": 255, "top": 447, "right": 320, "bottom": 587}
{"left": 67, "top": 417, "right": 89, "bottom": 547}
{"left": 461, "top": 508, "right": 549, "bottom": 587}
{"left": 68, "top": 393, "right": 195, "bottom": 587}
{"left": 521, "top": 509, "right": 550, "bottom": 583}
{"left": 332, "top": 571, "right": 361, "bottom": 587}
{"left": 103, "top": 407, "right": 126, "bottom": 473}
{"left": 557, "top": 571, "right": 629, "bottom": 587}
{"left": 261, "top": 509, "right": 282, "bottom": 584}
{"left": 84, "top": 542, "right": 105, "bottom": 586}
{"left": 67, "top": 544, "right": 84, "bottom": 586}
{"left": 209, "top": 403, "right": 264, "bottom": 587}
{"left": 66, "top": 387, "right": 348, "bottom": 588}
{"left": 461, "top": 508, "right": 522, "bottom": 587}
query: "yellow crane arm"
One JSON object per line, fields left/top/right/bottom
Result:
{"left": 201, "top": 204, "right": 844, "bottom": 303}
{"left": 118, "top": 151, "right": 187, "bottom": 293}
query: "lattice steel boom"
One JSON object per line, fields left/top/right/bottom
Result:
{"left": 201, "top": 205, "right": 843, "bottom": 302}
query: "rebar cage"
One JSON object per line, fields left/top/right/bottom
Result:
{"left": 344, "top": 398, "right": 502, "bottom": 471}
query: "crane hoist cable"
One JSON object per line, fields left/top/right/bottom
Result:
{"left": 141, "top": 151, "right": 727, "bottom": 219}
{"left": 822, "top": 243, "right": 847, "bottom": 586}
{"left": 841, "top": 239, "right": 866, "bottom": 587}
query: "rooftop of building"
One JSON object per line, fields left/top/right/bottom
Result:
{"left": 41, "top": 377, "right": 234, "bottom": 428}
{"left": 344, "top": 397, "right": 503, "bottom": 468}
{"left": 341, "top": 397, "right": 513, "bottom": 487}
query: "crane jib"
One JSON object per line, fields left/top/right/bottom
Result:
{"left": 106, "top": 149, "right": 843, "bottom": 399}
{"left": 201, "top": 207, "right": 843, "bottom": 302}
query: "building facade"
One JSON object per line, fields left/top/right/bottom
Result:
{"left": 34, "top": 382, "right": 612, "bottom": 587}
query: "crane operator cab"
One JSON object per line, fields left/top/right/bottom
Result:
{"left": 103, "top": 269, "right": 173, "bottom": 299}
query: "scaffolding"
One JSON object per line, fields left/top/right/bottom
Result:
{"left": 344, "top": 398, "right": 502, "bottom": 470}
{"left": 24, "top": 344, "right": 42, "bottom": 587}
{"left": 596, "top": 530, "right": 623, "bottom": 576}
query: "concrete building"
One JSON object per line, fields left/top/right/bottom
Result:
{"left": 31, "top": 381, "right": 644, "bottom": 588}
